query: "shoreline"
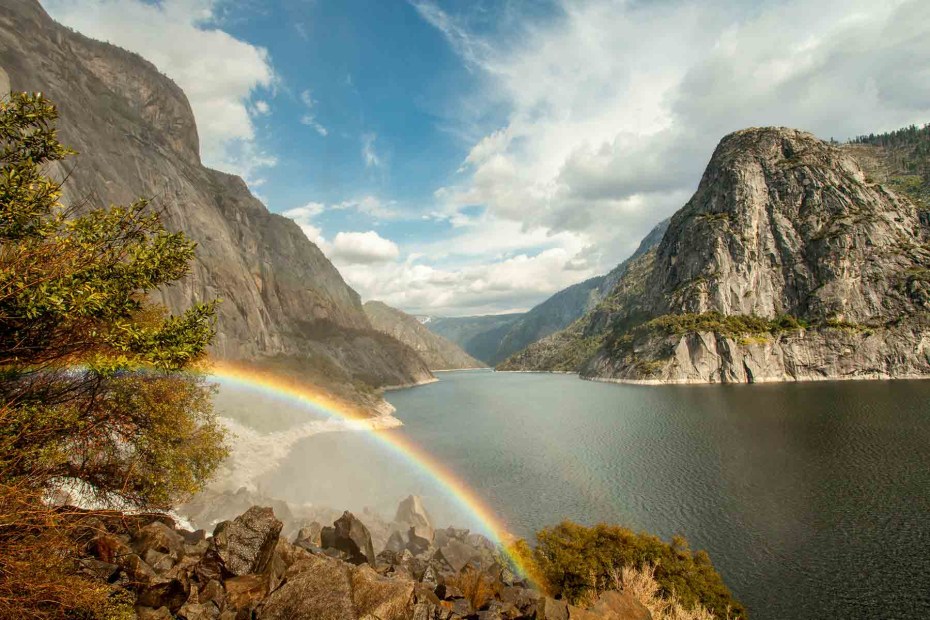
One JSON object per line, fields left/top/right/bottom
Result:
{"left": 489, "top": 368, "right": 930, "bottom": 385}
{"left": 583, "top": 371, "right": 930, "bottom": 386}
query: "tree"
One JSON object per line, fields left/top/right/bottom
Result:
{"left": 0, "top": 92, "right": 226, "bottom": 616}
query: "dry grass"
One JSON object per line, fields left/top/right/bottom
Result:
{"left": 0, "top": 483, "right": 134, "bottom": 619}
{"left": 446, "top": 567, "right": 501, "bottom": 613}
{"left": 610, "top": 564, "right": 737, "bottom": 620}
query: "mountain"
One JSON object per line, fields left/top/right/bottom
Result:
{"left": 420, "top": 220, "right": 669, "bottom": 366}
{"left": 423, "top": 314, "right": 524, "bottom": 364}
{"left": 501, "top": 126, "right": 930, "bottom": 383}
{"left": 0, "top": 0, "right": 432, "bottom": 409}
{"left": 363, "top": 301, "right": 484, "bottom": 370}
{"left": 492, "top": 219, "right": 671, "bottom": 365}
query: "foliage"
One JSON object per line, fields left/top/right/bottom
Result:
{"left": 446, "top": 567, "right": 501, "bottom": 612}
{"left": 850, "top": 123, "right": 930, "bottom": 210}
{"left": 526, "top": 521, "right": 746, "bottom": 619}
{"left": 612, "top": 564, "right": 731, "bottom": 620}
{"left": 0, "top": 92, "right": 225, "bottom": 615}
{"left": 645, "top": 312, "right": 807, "bottom": 339}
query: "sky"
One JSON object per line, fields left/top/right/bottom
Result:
{"left": 41, "top": 0, "right": 930, "bottom": 316}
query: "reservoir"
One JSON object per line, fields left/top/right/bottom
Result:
{"left": 229, "top": 370, "right": 930, "bottom": 620}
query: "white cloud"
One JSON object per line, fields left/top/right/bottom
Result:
{"left": 418, "top": 0, "right": 930, "bottom": 276}
{"left": 361, "top": 133, "right": 383, "bottom": 168}
{"left": 329, "top": 231, "right": 400, "bottom": 265}
{"left": 253, "top": 99, "right": 270, "bottom": 115}
{"left": 332, "top": 195, "right": 400, "bottom": 220}
{"left": 298, "top": 88, "right": 328, "bottom": 136}
{"left": 42, "top": 0, "right": 277, "bottom": 187}
{"left": 341, "top": 246, "right": 599, "bottom": 316}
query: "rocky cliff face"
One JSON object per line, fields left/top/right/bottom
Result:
{"left": 0, "top": 0, "right": 433, "bottom": 405}
{"left": 502, "top": 127, "right": 930, "bottom": 383}
{"left": 363, "top": 301, "right": 484, "bottom": 370}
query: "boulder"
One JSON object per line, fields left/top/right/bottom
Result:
{"left": 255, "top": 555, "right": 355, "bottom": 620}
{"left": 210, "top": 506, "right": 283, "bottom": 576}
{"left": 134, "top": 521, "right": 186, "bottom": 562}
{"left": 198, "top": 579, "right": 226, "bottom": 610}
{"left": 143, "top": 549, "right": 176, "bottom": 573}
{"left": 136, "top": 578, "right": 188, "bottom": 613}
{"left": 294, "top": 521, "right": 322, "bottom": 549}
{"left": 351, "top": 563, "right": 416, "bottom": 619}
{"left": 384, "top": 530, "right": 407, "bottom": 554}
{"left": 394, "top": 495, "right": 434, "bottom": 542}
{"left": 116, "top": 552, "right": 158, "bottom": 585}
{"left": 136, "top": 607, "right": 174, "bottom": 620}
{"left": 411, "top": 601, "right": 454, "bottom": 620}
{"left": 330, "top": 510, "right": 377, "bottom": 566}
{"left": 538, "top": 597, "right": 570, "bottom": 620}
{"left": 433, "top": 539, "right": 480, "bottom": 574}
{"left": 420, "top": 564, "right": 442, "bottom": 592}
{"left": 433, "top": 527, "right": 469, "bottom": 548}
{"left": 500, "top": 586, "right": 541, "bottom": 611}
{"left": 225, "top": 574, "right": 269, "bottom": 615}
{"left": 177, "top": 601, "right": 220, "bottom": 620}
{"left": 589, "top": 590, "right": 653, "bottom": 620}
{"left": 406, "top": 526, "right": 432, "bottom": 555}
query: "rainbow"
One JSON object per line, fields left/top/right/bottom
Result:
{"left": 209, "top": 361, "right": 538, "bottom": 584}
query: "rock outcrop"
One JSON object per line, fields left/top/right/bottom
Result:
{"left": 68, "top": 498, "right": 672, "bottom": 619}
{"left": 0, "top": 0, "right": 433, "bottom": 410}
{"left": 501, "top": 127, "right": 930, "bottom": 383}
{"left": 364, "top": 301, "right": 485, "bottom": 370}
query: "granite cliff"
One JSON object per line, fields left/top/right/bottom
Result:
{"left": 0, "top": 0, "right": 433, "bottom": 407}
{"left": 501, "top": 127, "right": 930, "bottom": 383}
{"left": 363, "top": 301, "right": 484, "bottom": 371}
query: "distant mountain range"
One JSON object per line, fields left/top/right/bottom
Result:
{"left": 420, "top": 220, "right": 670, "bottom": 366}
{"left": 364, "top": 302, "right": 484, "bottom": 370}
{"left": 499, "top": 125, "right": 930, "bottom": 383}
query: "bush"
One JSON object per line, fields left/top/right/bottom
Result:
{"left": 446, "top": 567, "right": 501, "bottom": 612}
{"left": 525, "top": 521, "right": 745, "bottom": 619}
{"left": 0, "top": 92, "right": 225, "bottom": 615}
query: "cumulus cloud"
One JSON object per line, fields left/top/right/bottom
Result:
{"left": 340, "top": 246, "right": 599, "bottom": 316}
{"left": 329, "top": 231, "right": 400, "bottom": 265}
{"left": 419, "top": 0, "right": 930, "bottom": 275}
{"left": 41, "top": 0, "right": 277, "bottom": 186}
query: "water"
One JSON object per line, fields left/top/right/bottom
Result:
{"left": 217, "top": 370, "right": 930, "bottom": 619}
{"left": 381, "top": 371, "right": 930, "bottom": 620}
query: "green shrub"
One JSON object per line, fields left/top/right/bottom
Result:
{"left": 530, "top": 521, "right": 745, "bottom": 619}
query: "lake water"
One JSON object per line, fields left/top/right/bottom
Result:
{"left": 387, "top": 371, "right": 930, "bottom": 620}
{"left": 237, "top": 370, "right": 930, "bottom": 620}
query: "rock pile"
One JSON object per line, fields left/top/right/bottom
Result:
{"left": 74, "top": 498, "right": 652, "bottom": 619}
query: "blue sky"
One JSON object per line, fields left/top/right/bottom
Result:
{"left": 42, "top": 0, "right": 930, "bottom": 315}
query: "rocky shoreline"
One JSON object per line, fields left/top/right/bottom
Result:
{"left": 73, "top": 495, "right": 652, "bottom": 620}
{"left": 69, "top": 496, "right": 651, "bottom": 620}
